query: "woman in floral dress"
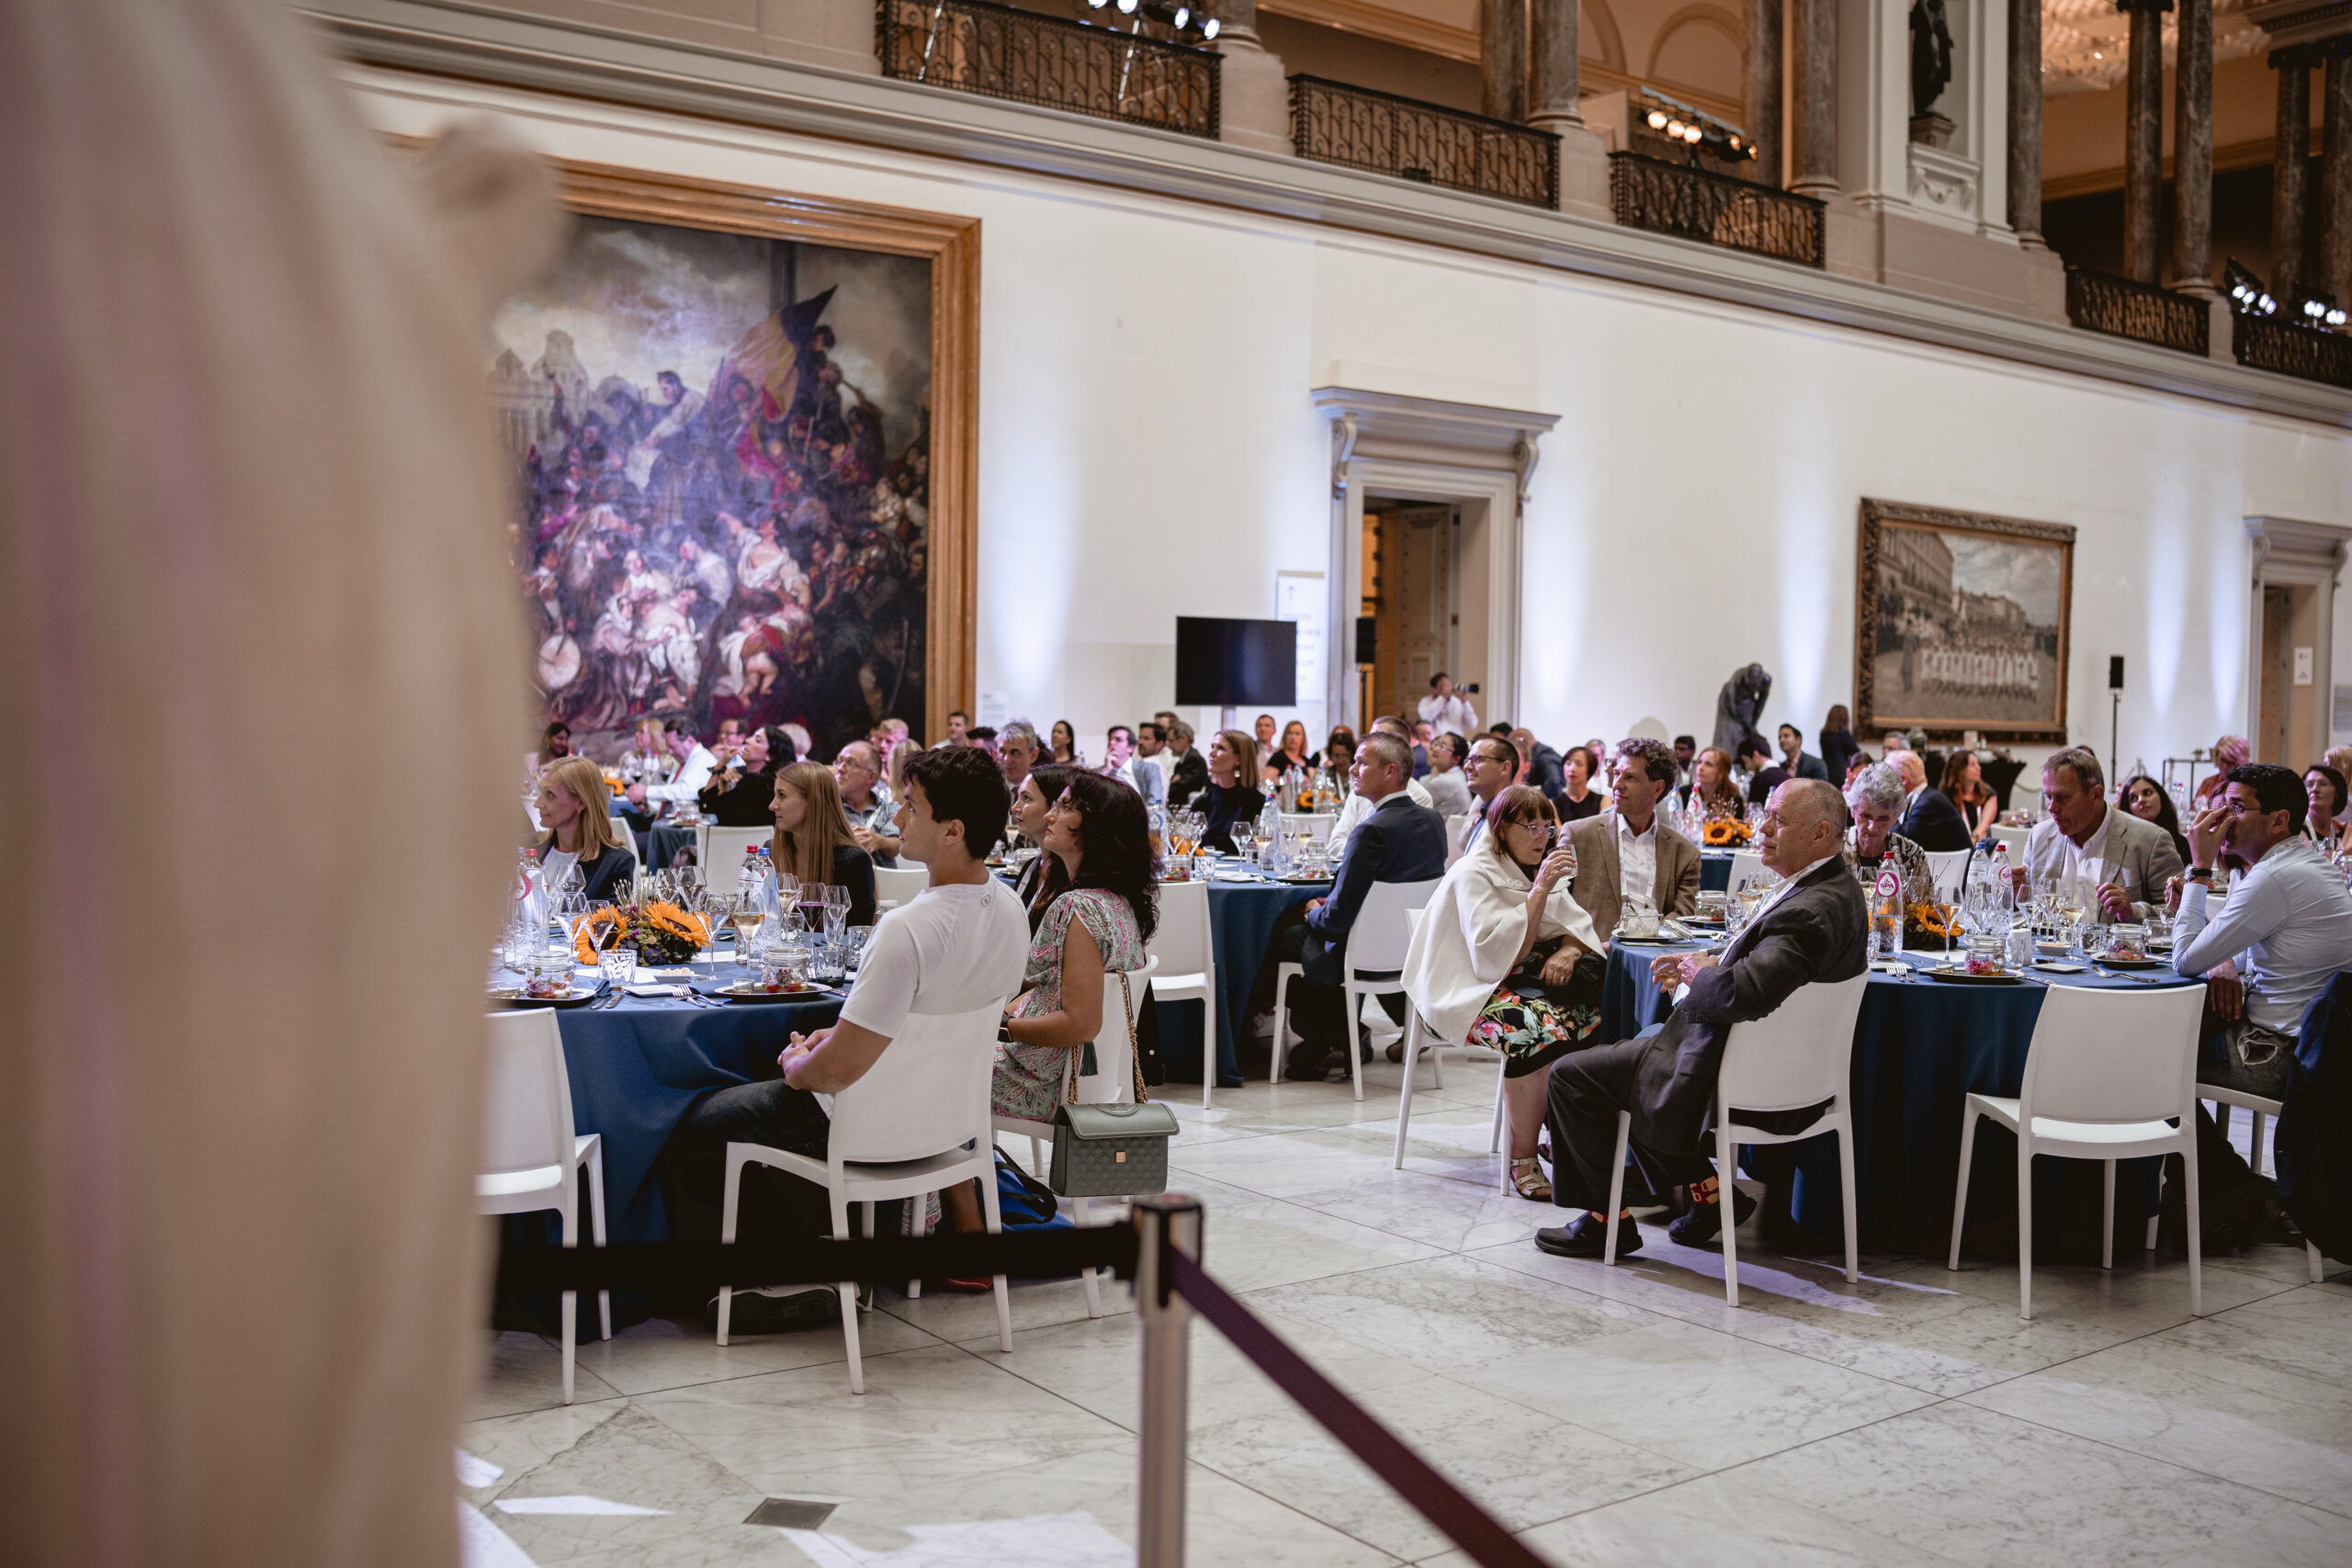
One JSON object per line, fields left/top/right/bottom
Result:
{"left": 992, "top": 770, "right": 1159, "bottom": 1122}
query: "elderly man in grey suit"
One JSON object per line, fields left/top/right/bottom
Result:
{"left": 2022, "top": 747, "right": 2183, "bottom": 920}
{"left": 1538, "top": 779, "right": 1867, "bottom": 1258}
{"left": 1566, "top": 737, "right": 1701, "bottom": 940}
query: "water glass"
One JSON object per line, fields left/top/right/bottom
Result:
{"left": 599, "top": 946, "right": 639, "bottom": 989}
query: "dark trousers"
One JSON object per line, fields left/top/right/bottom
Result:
{"left": 665, "top": 1079, "right": 837, "bottom": 1248}
{"left": 2168, "top": 1008, "right": 2295, "bottom": 1211}
{"left": 1250, "top": 908, "right": 1403, "bottom": 1062}
{"left": 1544, "top": 1029, "right": 1713, "bottom": 1213}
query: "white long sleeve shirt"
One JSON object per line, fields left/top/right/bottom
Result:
{"left": 2172, "top": 837, "right": 2352, "bottom": 1032}
{"left": 643, "top": 742, "right": 716, "bottom": 805}
{"left": 1418, "top": 692, "right": 1478, "bottom": 738}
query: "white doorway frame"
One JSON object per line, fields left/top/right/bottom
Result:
{"left": 1314, "top": 387, "right": 1560, "bottom": 732}
{"left": 2244, "top": 516, "right": 2351, "bottom": 756}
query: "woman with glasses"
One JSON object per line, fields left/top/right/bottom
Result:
{"left": 1400, "top": 784, "right": 1604, "bottom": 1201}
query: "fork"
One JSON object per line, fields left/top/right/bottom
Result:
{"left": 2093, "top": 965, "right": 2164, "bottom": 985}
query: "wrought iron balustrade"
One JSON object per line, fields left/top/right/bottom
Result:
{"left": 1288, "top": 75, "right": 1558, "bottom": 209}
{"left": 2064, "top": 268, "right": 2210, "bottom": 356}
{"left": 876, "top": 0, "right": 1219, "bottom": 140}
{"left": 2233, "top": 311, "right": 2352, "bottom": 389}
{"left": 1607, "top": 153, "right": 1823, "bottom": 267}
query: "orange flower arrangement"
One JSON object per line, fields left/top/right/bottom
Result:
{"left": 1905, "top": 900, "right": 1962, "bottom": 942}
{"left": 1702, "top": 818, "right": 1753, "bottom": 847}
{"left": 573, "top": 899, "right": 712, "bottom": 964}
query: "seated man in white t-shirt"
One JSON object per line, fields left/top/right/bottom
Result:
{"left": 670, "top": 746, "right": 1029, "bottom": 1330}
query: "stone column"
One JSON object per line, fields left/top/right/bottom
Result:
{"left": 2120, "top": 0, "right": 2167, "bottom": 284}
{"left": 1211, "top": 0, "right": 1291, "bottom": 155}
{"left": 1483, "top": 0, "right": 1529, "bottom": 122}
{"left": 1789, "top": 0, "right": 1838, "bottom": 197}
{"left": 1529, "top": 0, "right": 1582, "bottom": 130}
{"left": 2274, "top": 50, "right": 2312, "bottom": 300}
{"left": 2007, "top": 0, "right": 2043, "bottom": 245}
{"left": 2325, "top": 47, "right": 2352, "bottom": 305}
{"left": 2168, "top": 0, "right": 2215, "bottom": 293}
{"left": 1747, "top": 0, "right": 1784, "bottom": 185}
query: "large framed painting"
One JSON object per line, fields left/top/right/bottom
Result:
{"left": 1855, "top": 499, "right": 2075, "bottom": 743}
{"left": 487, "top": 159, "right": 978, "bottom": 756}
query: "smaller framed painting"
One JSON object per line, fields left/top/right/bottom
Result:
{"left": 1855, "top": 499, "right": 2075, "bottom": 743}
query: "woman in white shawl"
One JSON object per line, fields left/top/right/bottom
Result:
{"left": 1403, "top": 784, "right": 1606, "bottom": 1200}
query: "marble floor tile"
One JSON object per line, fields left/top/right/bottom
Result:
{"left": 1959, "top": 1321, "right": 2352, "bottom": 1515}
{"left": 874, "top": 1272, "right": 1114, "bottom": 1346}
{"left": 576, "top": 1310, "right": 944, "bottom": 1397}
{"left": 630, "top": 1343, "right": 1128, "bottom": 1502}
{"left": 1451, "top": 1314, "right": 1939, "bottom": 1468}
{"left": 1282, "top": 1173, "right": 1555, "bottom": 1255}
{"left": 1903, "top": 1242, "right": 2299, "bottom": 1323}
{"left": 472, "top": 1330, "right": 623, "bottom": 1420}
{"left": 1737, "top": 1399, "right": 2352, "bottom": 1568}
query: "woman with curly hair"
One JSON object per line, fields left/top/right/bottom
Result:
{"left": 989, "top": 771, "right": 1161, "bottom": 1122}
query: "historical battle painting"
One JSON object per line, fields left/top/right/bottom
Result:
{"left": 492, "top": 213, "right": 934, "bottom": 759}
{"left": 1856, "top": 500, "right": 2075, "bottom": 742}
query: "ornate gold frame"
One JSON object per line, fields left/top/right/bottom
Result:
{"left": 461, "top": 150, "right": 981, "bottom": 739}
{"left": 1855, "top": 498, "right": 2076, "bottom": 744}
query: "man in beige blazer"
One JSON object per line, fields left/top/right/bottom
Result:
{"left": 1567, "top": 738, "right": 1702, "bottom": 941}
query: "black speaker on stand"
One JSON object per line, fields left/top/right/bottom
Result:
{"left": 2109, "top": 656, "right": 2125, "bottom": 784}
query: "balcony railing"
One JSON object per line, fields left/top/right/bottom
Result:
{"left": 1288, "top": 75, "right": 1558, "bottom": 209}
{"left": 2064, "top": 268, "right": 2210, "bottom": 356}
{"left": 2233, "top": 311, "right": 2352, "bottom": 389}
{"left": 1607, "top": 153, "right": 1824, "bottom": 268}
{"left": 876, "top": 0, "right": 1219, "bottom": 140}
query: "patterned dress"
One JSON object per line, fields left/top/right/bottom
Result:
{"left": 992, "top": 886, "right": 1148, "bottom": 1121}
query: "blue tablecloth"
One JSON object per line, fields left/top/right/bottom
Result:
{"left": 1152, "top": 874, "right": 1330, "bottom": 1089}
{"left": 494, "top": 953, "right": 840, "bottom": 1328}
{"left": 1597, "top": 942, "right": 2202, "bottom": 1255}
{"left": 606, "top": 805, "right": 700, "bottom": 871}
{"left": 1701, "top": 852, "right": 1734, "bottom": 892}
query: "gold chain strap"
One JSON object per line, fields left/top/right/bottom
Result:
{"left": 1060, "top": 967, "right": 1151, "bottom": 1106}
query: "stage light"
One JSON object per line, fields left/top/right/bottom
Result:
{"left": 2225, "top": 259, "right": 2279, "bottom": 317}
{"left": 1666, "top": 118, "right": 1686, "bottom": 138}
{"left": 1202, "top": 16, "right": 1218, "bottom": 36}
{"left": 1171, "top": 5, "right": 1189, "bottom": 25}
{"left": 1117, "top": 0, "right": 1137, "bottom": 12}
{"left": 1647, "top": 109, "right": 1668, "bottom": 129}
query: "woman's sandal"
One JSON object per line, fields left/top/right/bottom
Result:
{"left": 1510, "top": 1156, "right": 1552, "bottom": 1202}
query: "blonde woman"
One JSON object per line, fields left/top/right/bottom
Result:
{"left": 1401, "top": 784, "right": 1603, "bottom": 1201}
{"left": 533, "top": 755, "right": 638, "bottom": 903}
{"left": 771, "top": 761, "right": 876, "bottom": 925}
{"left": 1199, "top": 728, "right": 1263, "bottom": 854}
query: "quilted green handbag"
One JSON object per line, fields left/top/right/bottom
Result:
{"left": 1046, "top": 970, "right": 1179, "bottom": 1198}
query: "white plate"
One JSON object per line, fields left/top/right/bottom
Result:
{"left": 2032, "top": 961, "right": 2087, "bottom": 974}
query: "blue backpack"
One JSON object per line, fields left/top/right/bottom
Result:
{"left": 994, "top": 1148, "right": 1071, "bottom": 1230}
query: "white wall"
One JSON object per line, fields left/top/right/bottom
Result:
{"left": 347, "top": 68, "right": 2352, "bottom": 775}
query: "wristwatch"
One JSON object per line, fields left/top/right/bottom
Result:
{"left": 2186, "top": 867, "right": 2217, "bottom": 886}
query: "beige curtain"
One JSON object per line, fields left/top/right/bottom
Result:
{"left": 0, "top": 3, "right": 559, "bottom": 1563}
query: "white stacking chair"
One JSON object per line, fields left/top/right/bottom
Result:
{"left": 992, "top": 956, "right": 1159, "bottom": 1318}
{"left": 1272, "top": 877, "right": 1443, "bottom": 1100}
{"left": 2199, "top": 1082, "right": 2326, "bottom": 1283}
{"left": 1147, "top": 880, "right": 1218, "bottom": 1107}
{"left": 1280, "top": 811, "right": 1339, "bottom": 844}
{"left": 717, "top": 997, "right": 1012, "bottom": 1393}
{"left": 1727, "top": 849, "right": 1765, "bottom": 890}
{"left": 1949, "top": 982, "right": 2208, "bottom": 1320}
{"left": 1924, "top": 849, "right": 1973, "bottom": 903}
{"left": 1601, "top": 973, "right": 1870, "bottom": 1304}
{"left": 1987, "top": 823, "right": 2032, "bottom": 860}
{"left": 1442, "top": 812, "right": 1474, "bottom": 866}
{"left": 477, "top": 1009, "right": 608, "bottom": 1406}
{"left": 873, "top": 863, "right": 929, "bottom": 912}
{"left": 1391, "top": 908, "right": 1509, "bottom": 1177}
{"left": 701, "top": 825, "right": 769, "bottom": 884}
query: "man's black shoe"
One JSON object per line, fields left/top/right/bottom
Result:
{"left": 1285, "top": 1041, "right": 1332, "bottom": 1080}
{"left": 707, "top": 1285, "right": 842, "bottom": 1335}
{"left": 1534, "top": 1213, "right": 1641, "bottom": 1258}
{"left": 1666, "top": 1186, "right": 1758, "bottom": 1247}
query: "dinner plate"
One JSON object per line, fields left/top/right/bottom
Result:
{"left": 2031, "top": 960, "right": 2088, "bottom": 974}
{"left": 1278, "top": 874, "right": 1331, "bottom": 885}
{"left": 716, "top": 980, "right": 835, "bottom": 1001}
{"left": 2095, "top": 954, "right": 2165, "bottom": 969}
{"left": 1921, "top": 966, "right": 2027, "bottom": 985}
{"left": 1612, "top": 934, "right": 1684, "bottom": 944}
{"left": 489, "top": 985, "right": 600, "bottom": 1007}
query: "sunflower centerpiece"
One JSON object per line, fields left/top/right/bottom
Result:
{"left": 572, "top": 899, "right": 714, "bottom": 965}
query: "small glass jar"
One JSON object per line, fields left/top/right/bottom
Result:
{"left": 2105, "top": 921, "right": 2150, "bottom": 963}
{"left": 1965, "top": 932, "right": 2006, "bottom": 975}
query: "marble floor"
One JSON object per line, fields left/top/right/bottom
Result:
{"left": 463, "top": 1059, "right": 2352, "bottom": 1567}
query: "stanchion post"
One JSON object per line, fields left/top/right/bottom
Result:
{"left": 1134, "top": 1193, "right": 1203, "bottom": 1568}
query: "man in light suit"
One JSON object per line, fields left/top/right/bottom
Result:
{"left": 1566, "top": 738, "right": 1701, "bottom": 940}
{"left": 1891, "top": 750, "right": 1972, "bottom": 852}
{"left": 2022, "top": 747, "right": 2183, "bottom": 920}
{"left": 1538, "top": 779, "right": 1867, "bottom": 1258}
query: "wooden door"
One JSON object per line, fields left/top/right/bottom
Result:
{"left": 1374, "top": 505, "right": 1453, "bottom": 725}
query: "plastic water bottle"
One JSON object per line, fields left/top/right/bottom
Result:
{"left": 514, "top": 847, "right": 544, "bottom": 934}
{"left": 1257, "top": 799, "right": 1283, "bottom": 870}
{"left": 753, "top": 845, "right": 780, "bottom": 916}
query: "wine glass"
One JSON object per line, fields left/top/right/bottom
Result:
{"left": 823, "top": 884, "right": 852, "bottom": 942}
{"left": 729, "top": 895, "right": 767, "bottom": 964}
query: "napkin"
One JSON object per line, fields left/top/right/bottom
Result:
{"left": 1211, "top": 872, "right": 1258, "bottom": 884}
{"left": 626, "top": 982, "right": 691, "bottom": 998}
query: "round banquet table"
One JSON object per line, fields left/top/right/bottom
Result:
{"left": 492, "top": 950, "right": 841, "bottom": 1329}
{"left": 1700, "top": 851, "right": 1734, "bottom": 892}
{"left": 1596, "top": 940, "right": 2203, "bottom": 1256}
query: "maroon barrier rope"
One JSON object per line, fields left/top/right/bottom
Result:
{"left": 1169, "top": 1250, "right": 1553, "bottom": 1568}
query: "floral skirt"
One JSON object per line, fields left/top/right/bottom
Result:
{"left": 1469, "top": 959, "right": 1603, "bottom": 1078}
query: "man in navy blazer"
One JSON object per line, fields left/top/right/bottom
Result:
{"left": 1272, "top": 732, "right": 1448, "bottom": 1079}
{"left": 1892, "top": 750, "right": 1973, "bottom": 852}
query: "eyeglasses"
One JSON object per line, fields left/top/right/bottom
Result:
{"left": 1506, "top": 818, "right": 1556, "bottom": 842}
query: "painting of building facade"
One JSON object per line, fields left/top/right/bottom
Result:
{"left": 492, "top": 209, "right": 936, "bottom": 760}
{"left": 1856, "top": 499, "right": 2075, "bottom": 741}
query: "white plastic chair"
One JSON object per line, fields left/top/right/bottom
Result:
{"left": 702, "top": 825, "right": 769, "bottom": 885}
{"left": 1727, "top": 850, "right": 1765, "bottom": 890}
{"left": 1987, "top": 824, "right": 2031, "bottom": 860}
{"left": 477, "top": 1009, "right": 608, "bottom": 1405}
{"left": 992, "top": 956, "right": 1160, "bottom": 1318}
{"left": 1272, "top": 877, "right": 1443, "bottom": 1100}
{"left": 1924, "top": 849, "right": 1973, "bottom": 903}
{"left": 873, "top": 863, "right": 929, "bottom": 911}
{"left": 1948, "top": 982, "right": 2208, "bottom": 1320}
{"left": 1600, "top": 973, "right": 1869, "bottom": 1304}
{"left": 2199, "top": 1082, "right": 2326, "bottom": 1283}
{"left": 1392, "top": 908, "right": 1509, "bottom": 1177}
{"left": 1146, "top": 880, "right": 1218, "bottom": 1107}
{"left": 1442, "top": 812, "right": 1474, "bottom": 865}
{"left": 716, "top": 997, "right": 1012, "bottom": 1393}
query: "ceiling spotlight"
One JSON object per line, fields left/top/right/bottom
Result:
{"left": 1201, "top": 15, "right": 1218, "bottom": 37}
{"left": 1171, "top": 4, "right": 1189, "bottom": 23}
